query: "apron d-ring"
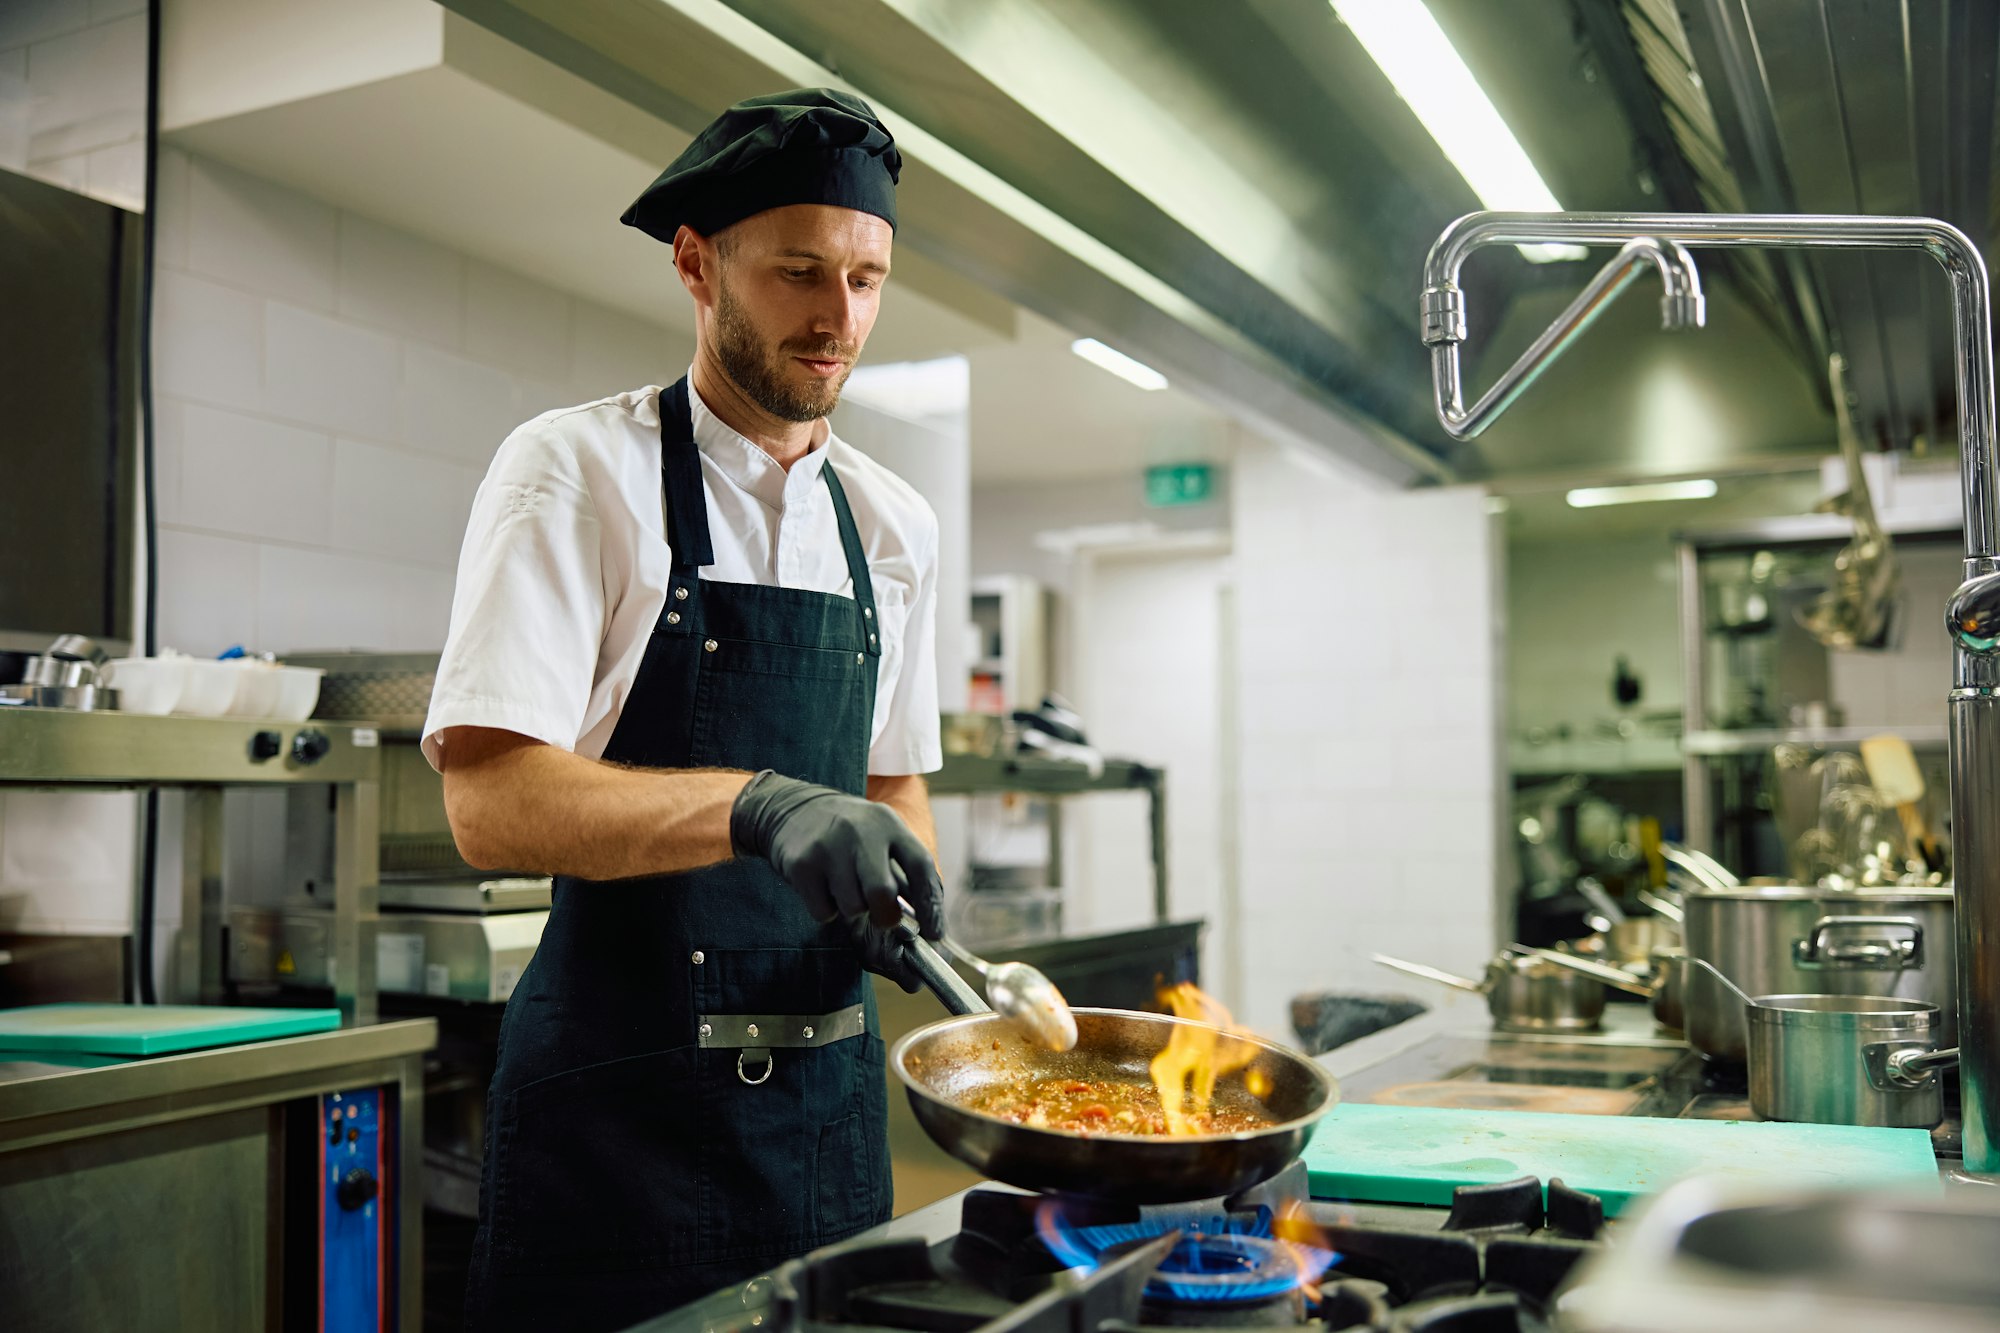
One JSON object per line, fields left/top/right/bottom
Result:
{"left": 737, "top": 1049, "right": 774, "bottom": 1085}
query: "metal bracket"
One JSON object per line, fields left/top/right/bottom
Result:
{"left": 697, "top": 1003, "right": 866, "bottom": 1050}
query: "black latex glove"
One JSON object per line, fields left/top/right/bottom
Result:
{"left": 852, "top": 915, "right": 923, "bottom": 993}
{"left": 731, "top": 770, "right": 945, "bottom": 938}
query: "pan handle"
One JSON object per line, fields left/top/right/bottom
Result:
{"left": 907, "top": 932, "right": 991, "bottom": 1015}
{"left": 1514, "top": 945, "right": 1657, "bottom": 997}
{"left": 1371, "top": 953, "right": 1487, "bottom": 993}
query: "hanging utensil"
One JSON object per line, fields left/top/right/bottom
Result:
{"left": 1859, "top": 733, "right": 1944, "bottom": 873}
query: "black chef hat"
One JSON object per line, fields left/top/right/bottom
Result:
{"left": 621, "top": 88, "right": 901, "bottom": 245}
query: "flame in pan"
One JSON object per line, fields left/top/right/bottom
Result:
{"left": 1148, "top": 983, "right": 1272, "bottom": 1135}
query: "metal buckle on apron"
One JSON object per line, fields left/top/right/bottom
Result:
{"left": 698, "top": 1003, "right": 868, "bottom": 1084}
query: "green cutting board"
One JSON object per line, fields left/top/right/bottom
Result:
{"left": 1304, "top": 1102, "right": 1939, "bottom": 1216}
{"left": 0, "top": 1004, "right": 340, "bottom": 1056}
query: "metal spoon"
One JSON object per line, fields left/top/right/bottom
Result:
{"left": 936, "top": 933, "right": 1078, "bottom": 1052}
{"left": 895, "top": 891, "right": 1077, "bottom": 1051}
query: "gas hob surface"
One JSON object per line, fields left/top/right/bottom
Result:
{"left": 627, "top": 1163, "right": 1602, "bottom": 1333}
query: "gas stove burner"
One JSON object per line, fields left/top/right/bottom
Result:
{"left": 1046, "top": 1208, "right": 1334, "bottom": 1306}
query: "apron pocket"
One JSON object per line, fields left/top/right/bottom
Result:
{"left": 490, "top": 1044, "right": 700, "bottom": 1272}
{"left": 693, "top": 947, "right": 885, "bottom": 1260}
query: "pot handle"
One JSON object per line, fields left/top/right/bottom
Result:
{"left": 1862, "top": 1042, "right": 1959, "bottom": 1090}
{"left": 1371, "top": 953, "right": 1487, "bottom": 994}
{"left": 1793, "top": 915, "right": 1924, "bottom": 970}
{"left": 1513, "top": 945, "right": 1657, "bottom": 997}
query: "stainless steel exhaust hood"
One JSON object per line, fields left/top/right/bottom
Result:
{"left": 438, "top": 0, "right": 1995, "bottom": 489}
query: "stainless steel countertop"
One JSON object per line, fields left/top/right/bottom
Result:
{"left": 0, "top": 1018, "right": 437, "bottom": 1126}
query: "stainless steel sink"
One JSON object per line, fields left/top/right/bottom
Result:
{"left": 1559, "top": 1177, "right": 2000, "bottom": 1332}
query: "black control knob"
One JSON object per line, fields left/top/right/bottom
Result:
{"left": 291, "top": 729, "right": 331, "bottom": 765}
{"left": 248, "top": 730, "right": 283, "bottom": 762}
{"left": 335, "top": 1167, "right": 378, "bottom": 1212}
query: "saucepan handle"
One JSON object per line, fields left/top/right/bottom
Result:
{"left": 1862, "top": 1042, "right": 1959, "bottom": 1091}
{"left": 1516, "top": 945, "right": 1657, "bottom": 997}
{"left": 1371, "top": 953, "right": 1488, "bottom": 994}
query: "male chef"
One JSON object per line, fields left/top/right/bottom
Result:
{"left": 423, "top": 89, "right": 946, "bottom": 1332}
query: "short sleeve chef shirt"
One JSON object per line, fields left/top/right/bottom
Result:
{"left": 421, "top": 380, "right": 943, "bottom": 777}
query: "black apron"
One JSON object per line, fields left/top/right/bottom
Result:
{"left": 465, "top": 378, "right": 893, "bottom": 1332}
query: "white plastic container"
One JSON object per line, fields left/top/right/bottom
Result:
{"left": 102, "top": 657, "right": 185, "bottom": 716}
{"left": 268, "top": 665, "right": 324, "bottom": 722}
{"left": 227, "top": 661, "right": 284, "bottom": 718}
{"left": 176, "top": 659, "right": 246, "bottom": 717}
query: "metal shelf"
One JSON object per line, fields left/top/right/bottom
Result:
{"left": 0, "top": 707, "right": 383, "bottom": 1026}
{"left": 929, "top": 752, "right": 1169, "bottom": 923}
{"left": 1681, "top": 724, "right": 1949, "bottom": 756}
{"left": 0, "top": 708, "right": 380, "bottom": 785}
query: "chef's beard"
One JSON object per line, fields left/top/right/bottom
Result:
{"left": 712, "top": 278, "right": 854, "bottom": 423}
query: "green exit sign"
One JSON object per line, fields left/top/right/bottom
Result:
{"left": 1144, "top": 463, "right": 1215, "bottom": 507}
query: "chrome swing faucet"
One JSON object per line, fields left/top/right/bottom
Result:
{"left": 1418, "top": 210, "right": 2000, "bottom": 1174}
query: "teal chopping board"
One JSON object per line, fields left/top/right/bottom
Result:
{"left": 0, "top": 1004, "right": 340, "bottom": 1055}
{"left": 1304, "top": 1102, "right": 1939, "bottom": 1216}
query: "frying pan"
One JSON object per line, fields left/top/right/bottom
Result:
{"left": 894, "top": 939, "right": 1339, "bottom": 1202}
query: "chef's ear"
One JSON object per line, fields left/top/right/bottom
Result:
{"left": 672, "top": 225, "right": 721, "bottom": 305}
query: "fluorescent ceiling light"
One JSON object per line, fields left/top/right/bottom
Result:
{"left": 1566, "top": 479, "right": 1719, "bottom": 508}
{"left": 1071, "top": 338, "right": 1169, "bottom": 391}
{"left": 1330, "top": 0, "right": 1586, "bottom": 263}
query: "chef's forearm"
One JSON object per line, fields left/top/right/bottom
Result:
{"left": 439, "top": 726, "right": 747, "bottom": 880}
{"left": 866, "top": 773, "right": 936, "bottom": 855}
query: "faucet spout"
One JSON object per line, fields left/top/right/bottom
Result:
{"left": 1424, "top": 233, "right": 1704, "bottom": 441}
{"left": 1416, "top": 208, "right": 2000, "bottom": 1177}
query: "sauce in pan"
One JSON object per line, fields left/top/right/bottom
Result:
{"left": 961, "top": 1076, "right": 1274, "bottom": 1136}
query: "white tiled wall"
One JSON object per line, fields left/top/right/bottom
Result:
{"left": 1509, "top": 536, "right": 1682, "bottom": 737}
{"left": 0, "top": 0, "right": 148, "bottom": 211}
{"left": 149, "top": 147, "right": 694, "bottom": 657}
{"left": 2, "top": 143, "right": 695, "bottom": 940}
{"left": 1229, "top": 435, "right": 1505, "bottom": 1034}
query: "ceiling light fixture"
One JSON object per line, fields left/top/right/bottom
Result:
{"left": 1566, "top": 479, "right": 1719, "bottom": 508}
{"left": 1071, "top": 338, "right": 1169, "bottom": 391}
{"left": 1329, "top": 0, "right": 1586, "bottom": 263}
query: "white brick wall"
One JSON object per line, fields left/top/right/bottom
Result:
{"left": 1230, "top": 435, "right": 1505, "bottom": 1034}
{"left": 0, "top": 0, "right": 147, "bottom": 211}
{"left": 2, "top": 144, "right": 697, "bottom": 937}
{"left": 149, "top": 148, "right": 695, "bottom": 657}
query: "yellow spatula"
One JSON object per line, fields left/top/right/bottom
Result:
{"left": 1859, "top": 733, "right": 1941, "bottom": 871}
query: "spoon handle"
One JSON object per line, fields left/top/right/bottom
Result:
{"left": 905, "top": 931, "right": 990, "bottom": 1015}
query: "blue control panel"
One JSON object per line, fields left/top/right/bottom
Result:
{"left": 322, "top": 1087, "right": 387, "bottom": 1332}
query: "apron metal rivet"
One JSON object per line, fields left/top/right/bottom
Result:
{"left": 666, "top": 611, "right": 681, "bottom": 624}
{"left": 691, "top": 950, "right": 705, "bottom": 964}
{"left": 864, "top": 607, "right": 873, "bottom": 619}
{"left": 856, "top": 653, "right": 864, "bottom": 663}
{"left": 705, "top": 639, "right": 719, "bottom": 653}
{"left": 868, "top": 633, "right": 877, "bottom": 645}
{"left": 674, "top": 586, "right": 689, "bottom": 600}
{"left": 699, "top": 1023, "right": 711, "bottom": 1038}
{"left": 746, "top": 1023, "right": 760, "bottom": 1038}
{"left": 802, "top": 1025, "right": 814, "bottom": 1039}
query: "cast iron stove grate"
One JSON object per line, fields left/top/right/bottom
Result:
{"left": 756, "top": 1165, "right": 1602, "bottom": 1333}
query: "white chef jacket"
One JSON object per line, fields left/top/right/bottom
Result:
{"left": 422, "top": 380, "right": 943, "bottom": 776}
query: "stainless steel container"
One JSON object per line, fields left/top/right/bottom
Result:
{"left": 1683, "top": 883, "right": 1956, "bottom": 1062}
{"left": 1746, "top": 994, "right": 1944, "bottom": 1128}
{"left": 1373, "top": 951, "right": 1608, "bottom": 1033}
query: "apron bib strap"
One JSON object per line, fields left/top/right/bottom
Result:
{"left": 823, "top": 467, "right": 881, "bottom": 660}
{"left": 656, "top": 377, "right": 711, "bottom": 635}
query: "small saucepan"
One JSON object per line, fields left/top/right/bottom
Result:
{"left": 1372, "top": 949, "right": 1607, "bottom": 1034}
{"left": 1691, "top": 957, "right": 1960, "bottom": 1128}
{"left": 1521, "top": 944, "right": 1687, "bottom": 1034}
